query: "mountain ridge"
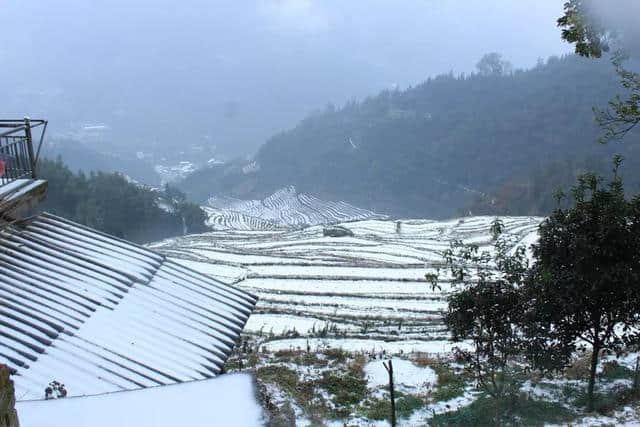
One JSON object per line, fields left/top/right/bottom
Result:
{"left": 178, "top": 55, "right": 640, "bottom": 218}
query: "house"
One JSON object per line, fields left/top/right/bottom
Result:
{"left": 0, "top": 119, "right": 258, "bottom": 401}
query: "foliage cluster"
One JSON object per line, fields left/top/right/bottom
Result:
{"left": 557, "top": 0, "right": 640, "bottom": 143}
{"left": 444, "top": 162, "right": 640, "bottom": 414}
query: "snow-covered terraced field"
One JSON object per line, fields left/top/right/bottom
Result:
{"left": 205, "top": 186, "right": 387, "bottom": 230}
{"left": 150, "top": 215, "right": 543, "bottom": 353}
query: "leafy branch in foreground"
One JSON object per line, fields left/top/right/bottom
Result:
{"left": 595, "top": 53, "right": 640, "bottom": 143}
{"left": 557, "top": 0, "right": 613, "bottom": 59}
{"left": 558, "top": 1, "right": 639, "bottom": 144}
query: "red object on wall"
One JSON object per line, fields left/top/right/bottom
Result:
{"left": 0, "top": 159, "right": 5, "bottom": 177}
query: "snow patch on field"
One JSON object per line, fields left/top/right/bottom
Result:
{"left": 262, "top": 338, "right": 473, "bottom": 354}
{"left": 245, "top": 314, "right": 357, "bottom": 335}
{"left": 365, "top": 358, "right": 437, "bottom": 393}
{"left": 169, "top": 258, "right": 247, "bottom": 283}
{"left": 17, "top": 374, "right": 264, "bottom": 427}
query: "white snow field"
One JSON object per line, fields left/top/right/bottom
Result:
{"left": 17, "top": 373, "right": 264, "bottom": 427}
{"left": 150, "top": 214, "right": 542, "bottom": 352}
{"left": 0, "top": 213, "right": 257, "bottom": 400}
{"left": 205, "top": 186, "right": 387, "bottom": 229}
{"left": 364, "top": 358, "right": 437, "bottom": 393}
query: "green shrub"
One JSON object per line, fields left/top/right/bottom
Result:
{"left": 273, "top": 349, "right": 298, "bottom": 361}
{"left": 256, "top": 365, "right": 299, "bottom": 394}
{"left": 431, "top": 363, "right": 468, "bottom": 402}
{"left": 360, "top": 398, "right": 389, "bottom": 421}
{"left": 514, "top": 394, "right": 577, "bottom": 425}
{"left": 321, "top": 371, "right": 367, "bottom": 408}
{"left": 322, "top": 348, "right": 348, "bottom": 363}
{"left": 396, "top": 394, "right": 426, "bottom": 418}
{"left": 600, "top": 361, "right": 635, "bottom": 381}
{"left": 361, "top": 394, "right": 425, "bottom": 421}
{"left": 431, "top": 393, "right": 576, "bottom": 426}
{"left": 572, "top": 384, "right": 635, "bottom": 414}
{"left": 296, "top": 380, "right": 332, "bottom": 422}
{"left": 223, "top": 358, "right": 242, "bottom": 371}
{"left": 297, "top": 352, "right": 326, "bottom": 367}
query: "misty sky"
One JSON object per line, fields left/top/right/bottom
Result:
{"left": 0, "top": 1, "right": 572, "bottom": 159}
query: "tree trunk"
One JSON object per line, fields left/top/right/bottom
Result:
{"left": 633, "top": 353, "right": 640, "bottom": 394}
{"left": 0, "top": 366, "right": 20, "bottom": 427}
{"left": 587, "top": 344, "right": 600, "bottom": 412}
{"left": 384, "top": 360, "right": 396, "bottom": 427}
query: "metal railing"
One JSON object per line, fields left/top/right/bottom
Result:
{"left": 0, "top": 118, "right": 48, "bottom": 186}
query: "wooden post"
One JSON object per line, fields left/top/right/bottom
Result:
{"left": 633, "top": 353, "right": 640, "bottom": 394}
{"left": 383, "top": 359, "right": 396, "bottom": 427}
{"left": 0, "top": 365, "right": 20, "bottom": 427}
{"left": 23, "top": 117, "right": 36, "bottom": 178}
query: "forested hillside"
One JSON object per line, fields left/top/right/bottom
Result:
{"left": 179, "top": 55, "right": 640, "bottom": 217}
{"left": 36, "top": 157, "right": 208, "bottom": 243}
{"left": 43, "top": 139, "right": 161, "bottom": 186}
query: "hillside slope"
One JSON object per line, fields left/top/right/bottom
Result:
{"left": 205, "top": 186, "right": 386, "bottom": 230}
{"left": 179, "top": 55, "right": 640, "bottom": 218}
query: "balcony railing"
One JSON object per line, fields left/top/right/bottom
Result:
{"left": 0, "top": 119, "right": 47, "bottom": 186}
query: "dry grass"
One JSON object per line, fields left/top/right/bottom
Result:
{"left": 348, "top": 353, "right": 367, "bottom": 378}
{"left": 412, "top": 352, "right": 440, "bottom": 368}
{"left": 564, "top": 351, "right": 593, "bottom": 380}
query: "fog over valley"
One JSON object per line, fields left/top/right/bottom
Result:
{"left": 4, "top": 2, "right": 640, "bottom": 426}
{"left": 1, "top": 1, "right": 569, "bottom": 162}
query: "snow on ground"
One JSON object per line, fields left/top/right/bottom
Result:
{"left": 247, "top": 265, "right": 443, "bottom": 281}
{"left": 146, "top": 211, "right": 640, "bottom": 425}
{"left": 240, "top": 277, "right": 450, "bottom": 296}
{"left": 17, "top": 373, "right": 264, "bottom": 427}
{"left": 547, "top": 405, "right": 640, "bottom": 427}
{"left": 364, "top": 358, "right": 437, "bottom": 393}
{"left": 244, "top": 314, "right": 358, "bottom": 335}
{"left": 151, "top": 215, "right": 542, "bottom": 351}
{"left": 146, "top": 212, "right": 558, "bottom": 425}
{"left": 170, "top": 257, "right": 247, "bottom": 283}
{"left": 261, "top": 338, "right": 473, "bottom": 355}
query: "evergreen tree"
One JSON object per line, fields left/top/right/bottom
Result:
{"left": 442, "top": 236, "right": 529, "bottom": 400}
{"left": 522, "top": 157, "right": 640, "bottom": 411}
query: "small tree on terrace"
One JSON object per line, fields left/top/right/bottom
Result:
{"left": 442, "top": 225, "right": 529, "bottom": 400}
{"left": 522, "top": 157, "right": 640, "bottom": 412}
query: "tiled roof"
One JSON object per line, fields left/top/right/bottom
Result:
{"left": 0, "top": 213, "right": 257, "bottom": 399}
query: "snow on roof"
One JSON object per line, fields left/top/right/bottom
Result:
{"left": 16, "top": 373, "right": 264, "bottom": 427}
{"left": 0, "top": 213, "right": 257, "bottom": 400}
